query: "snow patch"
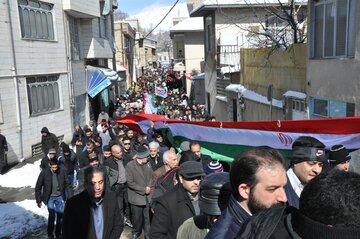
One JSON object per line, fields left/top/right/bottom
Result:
{"left": 0, "top": 199, "right": 48, "bottom": 239}
{"left": 225, "top": 84, "right": 283, "bottom": 108}
{"left": 0, "top": 160, "right": 41, "bottom": 188}
{"left": 283, "top": 90, "right": 307, "bottom": 99}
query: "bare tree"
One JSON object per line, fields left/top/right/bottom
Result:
{"left": 113, "top": 9, "right": 129, "bottom": 21}
{"left": 217, "top": 0, "right": 307, "bottom": 49}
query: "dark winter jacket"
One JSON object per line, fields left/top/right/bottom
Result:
{"left": 58, "top": 151, "right": 78, "bottom": 175}
{"left": 149, "top": 153, "right": 164, "bottom": 171}
{"left": 237, "top": 204, "right": 300, "bottom": 239}
{"left": 150, "top": 183, "right": 197, "bottom": 239}
{"left": 0, "top": 133, "right": 8, "bottom": 155}
{"left": 284, "top": 177, "right": 300, "bottom": 208}
{"left": 205, "top": 195, "right": 251, "bottom": 239}
{"left": 35, "top": 167, "right": 69, "bottom": 205}
{"left": 238, "top": 204, "right": 360, "bottom": 239}
{"left": 41, "top": 127, "right": 58, "bottom": 155}
{"left": 103, "top": 156, "right": 130, "bottom": 188}
{"left": 40, "top": 155, "right": 54, "bottom": 170}
{"left": 63, "top": 189, "right": 123, "bottom": 239}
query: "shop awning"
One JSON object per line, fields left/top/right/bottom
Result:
{"left": 86, "top": 66, "right": 119, "bottom": 98}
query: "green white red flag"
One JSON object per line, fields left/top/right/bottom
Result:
{"left": 116, "top": 114, "right": 360, "bottom": 162}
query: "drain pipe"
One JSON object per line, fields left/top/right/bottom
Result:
{"left": 6, "top": 0, "right": 24, "bottom": 159}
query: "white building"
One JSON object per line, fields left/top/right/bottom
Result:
{"left": 0, "top": 0, "right": 117, "bottom": 164}
{"left": 190, "top": 0, "right": 306, "bottom": 121}
{"left": 170, "top": 17, "right": 204, "bottom": 74}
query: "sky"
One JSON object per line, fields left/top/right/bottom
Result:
{"left": 117, "top": 0, "right": 185, "bottom": 16}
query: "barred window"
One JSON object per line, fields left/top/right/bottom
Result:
{"left": 18, "top": 0, "right": 55, "bottom": 40}
{"left": 27, "top": 75, "right": 61, "bottom": 115}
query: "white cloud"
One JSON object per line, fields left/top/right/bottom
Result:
{"left": 132, "top": 2, "right": 189, "bottom": 33}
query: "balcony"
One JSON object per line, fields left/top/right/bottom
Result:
{"left": 84, "top": 37, "right": 113, "bottom": 59}
{"left": 63, "top": 0, "right": 100, "bottom": 18}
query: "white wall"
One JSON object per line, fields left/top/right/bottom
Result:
{"left": 184, "top": 32, "right": 204, "bottom": 73}
{"left": 63, "top": 0, "right": 100, "bottom": 18}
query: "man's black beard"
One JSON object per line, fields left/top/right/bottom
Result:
{"left": 247, "top": 192, "right": 284, "bottom": 215}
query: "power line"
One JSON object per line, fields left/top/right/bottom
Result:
{"left": 144, "top": 0, "right": 180, "bottom": 39}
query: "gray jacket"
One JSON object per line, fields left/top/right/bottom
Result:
{"left": 126, "top": 160, "right": 153, "bottom": 206}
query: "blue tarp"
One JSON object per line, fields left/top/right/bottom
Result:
{"left": 86, "top": 66, "right": 118, "bottom": 98}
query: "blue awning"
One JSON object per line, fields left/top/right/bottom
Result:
{"left": 86, "top": 66, "right": 119, "bottom": 98}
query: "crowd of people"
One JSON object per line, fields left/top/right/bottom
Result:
{"left": 34, "top": 68, "right": 359, "bottom": 239}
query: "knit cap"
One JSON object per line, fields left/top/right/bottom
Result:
{"left": 204, "top": 161, "right": 224, "bottom": 175}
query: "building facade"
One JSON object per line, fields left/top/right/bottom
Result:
{"left": 0, "top": 0, "right": 117, "bottom": 164}
{"left": 1, "top": 0, "right": 72, "bottom": 163}
{"left": 114, "top": 20, "right": 136, "bottom": 88}
{"left": 307, "top": 0, "right": 358, "bottom": 119}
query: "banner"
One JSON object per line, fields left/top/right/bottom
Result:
{"left": 116, "top": 114, "right": 360, "bottom": 162}
{"left": 155, "top": 86, "right": 168, "bottom": 98}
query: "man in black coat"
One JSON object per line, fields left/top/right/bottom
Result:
{"left": 35, "top": 159, "right": 69, "bottom": 239}
{"left": 41, "top": 127, "right": 59, "bottom": 156}
{"left": 0, "top": 130, "right": 8, "bottom": 174}
{"left": 104, "top": 144, "right": 132, "bottom": 227}
{"left": 150, "top": 161, "right": 205, "bottom": 239}
{"left": 190, "top": 141, "right": 212, "bottom": 171}
{"left": 63, "top": 166, "right": 123, "bottom": 239}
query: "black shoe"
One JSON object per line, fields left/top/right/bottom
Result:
{"left": 124, "top": 217, "right": 133, "bottom": 228}
{"left": 55, "top": 234, "right": 62, "bottom": 239}
{"left": 48, "top": 234, "right": 54, "bottom": 239}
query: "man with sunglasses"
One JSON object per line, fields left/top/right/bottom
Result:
{"left": 150, "top": 161, "right": 205, "bottom": 239}
{"left": 122, "top": 137, "right": 136, "bottom": 162}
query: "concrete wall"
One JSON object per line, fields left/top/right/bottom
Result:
{"left": 63, "top": 0, "right": 100, "bottom": 17}
{"left": 0, "top": 0, "right": 73, "bottom": 163}
{"left": 241, "top": 44, "right": 307, "bottom": 99}
{"left": 307, "top": 0, "right": 360, "bottom": 115}
{"left": 80, "top": 17, "right": 113, "bottom": 59}
{"left": 184, "top": 32, "right": 204, "bottom": 74}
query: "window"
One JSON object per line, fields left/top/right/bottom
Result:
{"left": 18, "top": 0, "right": 55, "bottom": 40}
{"left": 68, "top": 16, "right": 80, "bottom": 60}
{"left": 310, "top": 97, "right": 355, "bottom": 118}
{"left": 0, "top": 95, "right": 4, "bottom": 124}
{"left": 99, "top": 2, "right": 107, "bottom": 38}
{"left": 27, "top": 75, "right": 61, "bottom": 115}
{"left": 205, "top": 15, "right": 213, "bottom": 52}
{"left": 312, "top": 0, "right": 357, "bottom": 58}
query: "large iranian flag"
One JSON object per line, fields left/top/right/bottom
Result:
{"left": 116, "top": 114, "right": 360, "bottom": 162}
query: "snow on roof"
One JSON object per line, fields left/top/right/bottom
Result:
{"left": 283, "top": 90, "right": 307, "bottom": 99}
{"left": 170, "top": 17, "right": 204, "bottom": 32}
{"left": 216, "top": 95, "right": 228, "bottom": 102}
{"left": 202, "top": 0, "right": 305, "bottom": 6}
{"left": 225, "top": 84, "right": 283, "bottom": 108}
{"left": 191, "top": 0, "right": 307, "bottom": 16}
{"left": 221, "top": 65, "right": 240, "bottom": 74}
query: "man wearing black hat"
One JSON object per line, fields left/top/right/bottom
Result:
{"left": 285, "top": 136, "right": 327, "bottom": 208}
{"left": 58, "top": 144, "right": 78, "bottom": 198}
{"left": 126, "top": 145, "right": 153, "bottom": 239}
{"left": 177, "top": 172, "right": 232, "bottom": 239}
{"left": 41, "top": 127, "right": 59, "bottom": 156}
{"left": 329, "top": 144, "right": 351, "bottom": 171}
{"left": 150, "top": 161, "right": 205, "bottom": 239}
